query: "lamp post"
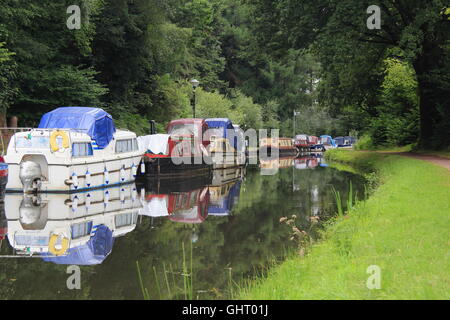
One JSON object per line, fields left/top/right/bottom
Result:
{"left": 293, "top": 110, "right": 300, "bottom": 137}
{"left": 191, "top": 79, "right": 200, "bottom": 118}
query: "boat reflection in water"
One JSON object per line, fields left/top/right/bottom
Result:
{"left": 295, "top": 152, "right": 327, "bottom": 170}
{"left": 137, "top": 174, "right": 211, "bottom": 224}
{"left": 2, "top": 183, "right": 142, "bottom": 265}
{"left": 137, "top": 167, "right": 245, "bottom": 223}
{"left": 208, "top": 167, "right": 244, "bottom": 216}
{"left": 259, "top": 156, "right": 295, "bottom": 171}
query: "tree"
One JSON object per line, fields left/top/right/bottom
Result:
{"left": 251, "top": 0, "right": 450, "bottom": 147}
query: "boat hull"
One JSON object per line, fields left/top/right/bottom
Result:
{"left": 6, "top": 155, "right": 143, "bottom": 194}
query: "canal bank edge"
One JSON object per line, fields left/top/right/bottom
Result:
{"left": 241, "top": 150, "right": 450, "bottom": 300}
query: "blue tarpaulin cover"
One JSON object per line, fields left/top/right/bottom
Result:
{"left": 205, "top": 118, "right": 236, "bottom": 149}
{"left": 38, "top": 107, "right": 116, "bottom": 149}
{"left": 41, "top": 225, "right": 114, "bottom": 265}
{"left": 320, "top": 135, "right": 336, "bottom": 148}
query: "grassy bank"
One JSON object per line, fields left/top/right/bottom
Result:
{"left": 241, "top": 150, "right": 450, "bottom": 299}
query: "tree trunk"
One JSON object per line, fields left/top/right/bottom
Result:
{"left": 412, "top": 41, "right": 443, "bottom": 148}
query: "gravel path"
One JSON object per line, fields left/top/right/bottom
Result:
{"left": 382, "top": 152, "right": 450, "bottom": 171}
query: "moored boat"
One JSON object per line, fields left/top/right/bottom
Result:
{"left": 205, "top": 118, "right": 246, "bottom": 169}
{"left": 259, "top": 137, "right": 298, "bottom": 159}
{"left": 5, "top": 107, "right": 143, "bottom": 193}
{"left": 139, "top": 118, "right": 211, "bottom": 176}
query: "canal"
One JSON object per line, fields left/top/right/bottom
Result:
{"left": 0, "top": 155, "right": 365, "bottom": 299}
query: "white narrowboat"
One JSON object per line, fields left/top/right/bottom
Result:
{"left": 5, "top": 107, "right": 144, "bottom": 193}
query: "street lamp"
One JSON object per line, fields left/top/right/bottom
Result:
{"left": 293, "top": 110, "right": 300, "bottom": 137}
{"left": 191, "top": 79, "right": 200, "bottom": 118}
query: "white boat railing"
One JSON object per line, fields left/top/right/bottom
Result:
{"left": 0, "top": 127, "right": 90, "bottom": 155}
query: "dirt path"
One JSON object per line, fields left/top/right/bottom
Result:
{"left": 380, "top": 152, "right": 450, "bottom": 171}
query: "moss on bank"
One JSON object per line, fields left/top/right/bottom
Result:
{"left": 241, "top": 150, "right": 450, "bottom": 300}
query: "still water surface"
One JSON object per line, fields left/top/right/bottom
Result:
{"left": 0, "top": 155, "right": 364, "bottom": 299}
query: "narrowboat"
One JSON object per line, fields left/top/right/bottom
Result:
{"left": 139, "top": 118, "right": 211, "bottom": 176}
{"left": 319, "top": 135, "right": 337, "bottom": 150}
{"left": 259, "top": 137, "right": 298, "bottom": 159}
{"left": 4, "top": 184, "right": 141, "bottom": 260}
{"left": 335, "top": 136, "right": 357, "bottom": 148}
{"left": 4, "top": 107, "right": 143, "bottom": 194}
{"left": 204, "top": 118, "right": 246, "bottom": 168}
{"left": 294, "top": 134, "right": 310, "bottom": 149}
{"left": 308, "top": 136, "right": 325, "bottom": 151}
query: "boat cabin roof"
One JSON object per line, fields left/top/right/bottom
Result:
{"left": 167, "top": 118, "right": 206, "bottom": 127}
{"left": 38, "top": 107, "right": 116, "bottom": 149}
{"left": 205, "top": 118, "right": 234, "bottom": 130}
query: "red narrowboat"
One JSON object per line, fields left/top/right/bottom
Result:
{"left": 139, "top": 119, "right": 212, "bottom": 176}
{"left": 294, "top": 134, "right": 310, "bottom": 148}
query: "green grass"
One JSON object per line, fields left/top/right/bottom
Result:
{"left": 241, "top": 150, "right": 450, "bottom": 300}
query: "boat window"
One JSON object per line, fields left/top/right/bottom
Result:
{"left": 15, "top": 136, "right": 50, "bottom": 149}
{"left": 168, "top": 124, "right": 196, "bottom": 136}
{"left": 71, "top": 221, "right": 93, "bottom": 239}
{"left": 115, "top": 212, "right": 138, "bottom": 228}
{"left": 72, "top": 142, "right": 93, "bottom": 157}
{"left": 115, "top": 138, "right": 139, "bottom": 153}
{"left": 15, "top": 235, "right": 50, "bottom": 246}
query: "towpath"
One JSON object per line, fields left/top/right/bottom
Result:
{"left": 379, "top": 152, "right": 450, "bottom": 171}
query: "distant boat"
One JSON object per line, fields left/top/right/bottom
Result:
{"left": 259, "top": 137, "right": 298, "bottom": 159}
{"left": 335, "top": 136, "right": 357, "bottom": 148}
{"left": 294, "top": 134, "right": 310, "bottom": 149}
{"left": 319, "top": 135, "right": 337, "bottom": 150}
{"left": 5, "top": 107, "right": 143, "bottom": 193}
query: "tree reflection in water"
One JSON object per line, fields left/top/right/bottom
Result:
{"left": 0, "top": 157, "right": 365, "bottom": 300}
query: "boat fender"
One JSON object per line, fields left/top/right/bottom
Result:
{"left": 131, "top": 164, "right": 137, "bottom": 178}
{"left": 120, "top": 188, "right": 125, "bottom": 203}
{"left": 132, "top": 187, "right": 137, "bottom": 201}
{"left": 120, "top": 166, "right": 126, "bottom": 182}
{"left": 104, "top": 190, "right": 110, "bottom": 204}
{"left": 85, "top": 170, "right": 91, "bottom": 187}
{"left": 72, "top": 173, "right": 78, "bottom": 189}
{"left": 140, "top": 160, "right": 146, "bottom": 174}
{"left": 50, "top": 130, "right": 69, "bottom": 152}
{"left": 48, "top": 232, "right": 70, "bottom": 256}
{"left": 85, "top": 193, "right": 91, "bottom": 209}
{"left": 104, "top": 168, "right": 109, "bottom": 185}
{"left": 72, "top": 196, "right": 79, "bottom": 212}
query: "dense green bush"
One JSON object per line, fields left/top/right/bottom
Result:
{"left": 353, "top": 135, "right": 373, "bottom": 151}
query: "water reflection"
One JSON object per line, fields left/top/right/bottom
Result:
{"left": 0, "top": 154, "right": 366, "bottom": 300}
{"left": 2, "top": 184, "right": 141, "bottom": 263}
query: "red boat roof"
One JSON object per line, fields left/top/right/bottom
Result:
{"left": 168, "top": 118, "right": 205, "bottom": 126}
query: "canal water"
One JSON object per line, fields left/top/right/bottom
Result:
{"left": 0, "top": 154, "right": 365, "bottom": 300}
